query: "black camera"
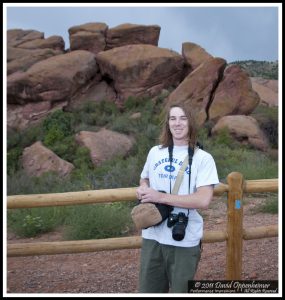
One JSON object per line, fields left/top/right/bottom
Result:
{"left": 167, "top": 212, "right": 188, "bottom": 241}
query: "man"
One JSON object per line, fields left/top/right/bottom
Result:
{"left": 136, "top": 102, "right": 219, "bottom": 293}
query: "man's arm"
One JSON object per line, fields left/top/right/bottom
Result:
{"left": 140, "top": 185, "right": 214, "bottom": 209}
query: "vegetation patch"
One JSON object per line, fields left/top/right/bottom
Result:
{"left": 7, "top": 81, "right": 278, "bottom": 238}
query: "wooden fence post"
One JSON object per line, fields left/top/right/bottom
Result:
{"left": 226, "top": 172, "right": 244, "bottom": 280}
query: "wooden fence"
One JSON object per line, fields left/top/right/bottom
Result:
{"left": 7, "top": 172, "right": 278, "bottom": 280}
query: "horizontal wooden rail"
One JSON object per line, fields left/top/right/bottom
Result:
{"left": 7, "top": 224, "right": 278, "bottom": 257}
{"left": 244, "top": 179, "right": 279, "bottom": 193}
{"left": 6, "top": 179, "right": 278, "bottom": 209}
{"left": 7, "top": 236, "right": 142, "bottom": 257}
{"left": 243, "top": 224, "right": 278, "bottom": 240}
{"left": 7, "top": 230, "right": 228, "bottom": 257}
{"left": 7, "top": 187, "right": 138, "bottom": 209}
{"left": 7, "top": 173, "right": 279, "bottom": 281}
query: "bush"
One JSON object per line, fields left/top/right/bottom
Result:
{"left": 47, "top": 136, "right": 78, "bottom": 163}
{"left": 7, "top": 128, "right": 21, "bottom": 150}
{"left": 18, "top": 125, "right": 45, "bottom": 149}
{"left": 124, "top": 96, "right": 143, "bottom": 110}
{"left": 210, "top": 146, "right": 278, "bottom": 181}
{"left": 211, "top": 128, "right": 242, "bottom": 149}
{"left": 73, "top": 146, "right": 93, "bottom": 170}
{"left": 73, "top": 100, "right": 119, "bottom": 128}
{"left": 258, "top": 195, "right": 278, "bottom": 214}
{"left": 43, "top": 110, "right": 74, "bottom": 147}
{"left": 64, "top": 203, "right": 133, "bottom": 240}
{"left": 7, "top": 147, "right": 22, "bottom": 175}
{"left": 7, "top": 206, "right": 71, "bottom": 237}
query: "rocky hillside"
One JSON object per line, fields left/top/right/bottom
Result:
{"left": 7, "top": 23, "right": 264, "bottom": 131}
{"left": 6, "top": 23, "right": 278, "bottom": 178}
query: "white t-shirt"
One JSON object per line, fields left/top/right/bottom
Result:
{"left": 140, "top": 144, "right": 219, "bottom": 247}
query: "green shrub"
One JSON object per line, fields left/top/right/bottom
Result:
{"left": 73, "top": 146, "right": 93, "bottom": 169}
{"left": 22, "top": 215, "right": 44, "bottom": 237}
{"left": 44, "top": 126, "right": 65, "bottom": 146}
{"left": 89, "top": 155, "right": 142, "bottom": 189}
{"left": 64, "top": 203, "right": 133, "bottom": 240}
{"left": 7, "top": 124, "right": 46, "bottom": 175}
{"left": 43, "top": 110, "right": 74, "bottom": 147}
{"left": 73, "top": 100, "right": 119, "bottom": 128}
{"left": 124, "top": 96, "right": 143, "bottom": 110}
{"left": 210, "top": 146, "right": 278, "bottom": 181}
{"left": 19, "top": 125, "right": 45, "bottom": 148}
{"left": 212, "top": 128, "right": 241, "bottom": 149}
{"left": 7, "top": 147, "right": 22, "bottom": 175}
{"left": 7, "top": 206, "right": 71, "bottom": 237}
{"left": 47, "top": 136, "right": 77, "bottom": 163}
{"left": 7, "top": 170, "right": 89, "bottom": 195}
{"left": 258, "top": 195, "right": 278, "bottom": 214}
{"left": 109, "top": 114, "right": 135, "bottom": 134}
{"left": 7, "top": 128, "right": 21, "bottom": 150}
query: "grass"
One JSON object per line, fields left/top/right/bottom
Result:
{"left": 249, "top": 193, "right": 279, "bottom": 214}
{"left": 63, "top": 202, "right": 133, "bottom": 240}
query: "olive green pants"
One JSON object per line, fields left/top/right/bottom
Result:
{"left": 139, "top": 238, "right": 201, "bottom": 293}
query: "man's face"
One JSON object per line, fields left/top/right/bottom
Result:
{"left": 168, "top": 107, "right": 189, "bottom": 146}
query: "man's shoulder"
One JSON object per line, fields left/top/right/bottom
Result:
{"left": 150, "top": 145, "right": 167, "bottom": 152}
{"left": 147, "top": 145, "right": 168, "bottom": 157}
{"left": 194, "top": 148, "right": 214, "bottom": 161}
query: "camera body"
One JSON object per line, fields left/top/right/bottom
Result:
{"left": 167, "top": 212, "right": 188, "bottom": 241}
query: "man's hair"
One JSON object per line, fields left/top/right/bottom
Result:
{"left": 159, "top": 102, "right": 197, "bottom": 149}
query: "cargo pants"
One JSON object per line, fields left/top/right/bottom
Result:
{"left": 139, "top": 238, "right": 201, "bottom": 293}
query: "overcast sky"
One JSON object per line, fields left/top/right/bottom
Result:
{"left": 4, "top": 4, "right": 280, "bottom": 63}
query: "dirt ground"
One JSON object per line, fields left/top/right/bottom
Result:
{"left": 6, "top": 196, "right": 279, "bottom": 294}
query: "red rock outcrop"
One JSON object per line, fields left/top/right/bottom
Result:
{"left": 7, "top": 50, "right": 98, "bottom": 104}
{"left": 22, "top": 141, "right": 74, "bottom": 177}
{"left": 7, "top": 29, "right": 44, "bottom": 47}
{"left": 208, "top": 65, "right": 260, "bottom": 122}
{"left": 7, "top": 47, "right": 63, "bottom": 75}
{"left": 182, "top": 42, "right": 213, "bottom": 72}
{"left": 68, "top": 22, "right": 108, "bottom": 54}
{"left": 7, "top": 101, "right": 67, "bottom": 131}
{"left": 6, "top": 24, "right": 275, "bottom": 139}
{"left": 166, "top": 57, "right": 227, "bottom": 127}
{"left": 106, "top": 23, "right": 160, "bottom": 49}
{"left": 211, "top": 115, "right": 270, "bottom": 151}
{"left": 250, "top": 77, "right": 278, "bottom": 107}
{"left": 75, "top": 129, "right": 134, "bottom": 166}
{"left": 96, "top": 44, "right": 184, "bottom": 103}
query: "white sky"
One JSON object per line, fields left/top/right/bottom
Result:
{"left": 4, "top": 3, "right": 281, "bottom": 63}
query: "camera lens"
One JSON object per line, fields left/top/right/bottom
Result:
{"left": 172, "top": 212, "right": 188, "bottom": 241}
{"left": 172, "top": 223, "right": 186, "bottom": 241}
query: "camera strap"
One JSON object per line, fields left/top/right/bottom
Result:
{"left": 168, "top": 145, "right": 194, "bottom": 195}
{"left": 171, "top": 155, "right": 190, "bottom": 194}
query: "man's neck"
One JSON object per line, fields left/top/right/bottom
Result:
{"left": 173, "top": 139, "right": 188, "bottom": 146}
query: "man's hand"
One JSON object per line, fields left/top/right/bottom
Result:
{"left": 140, "top": 188, "right": 165, "bottom": 204}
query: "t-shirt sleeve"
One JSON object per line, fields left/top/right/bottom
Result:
{"left": 196, "top": 153, "right": 219, "bottom": 188}
{"left": 140, "top": 147, "right": 155, "bottom": 179}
